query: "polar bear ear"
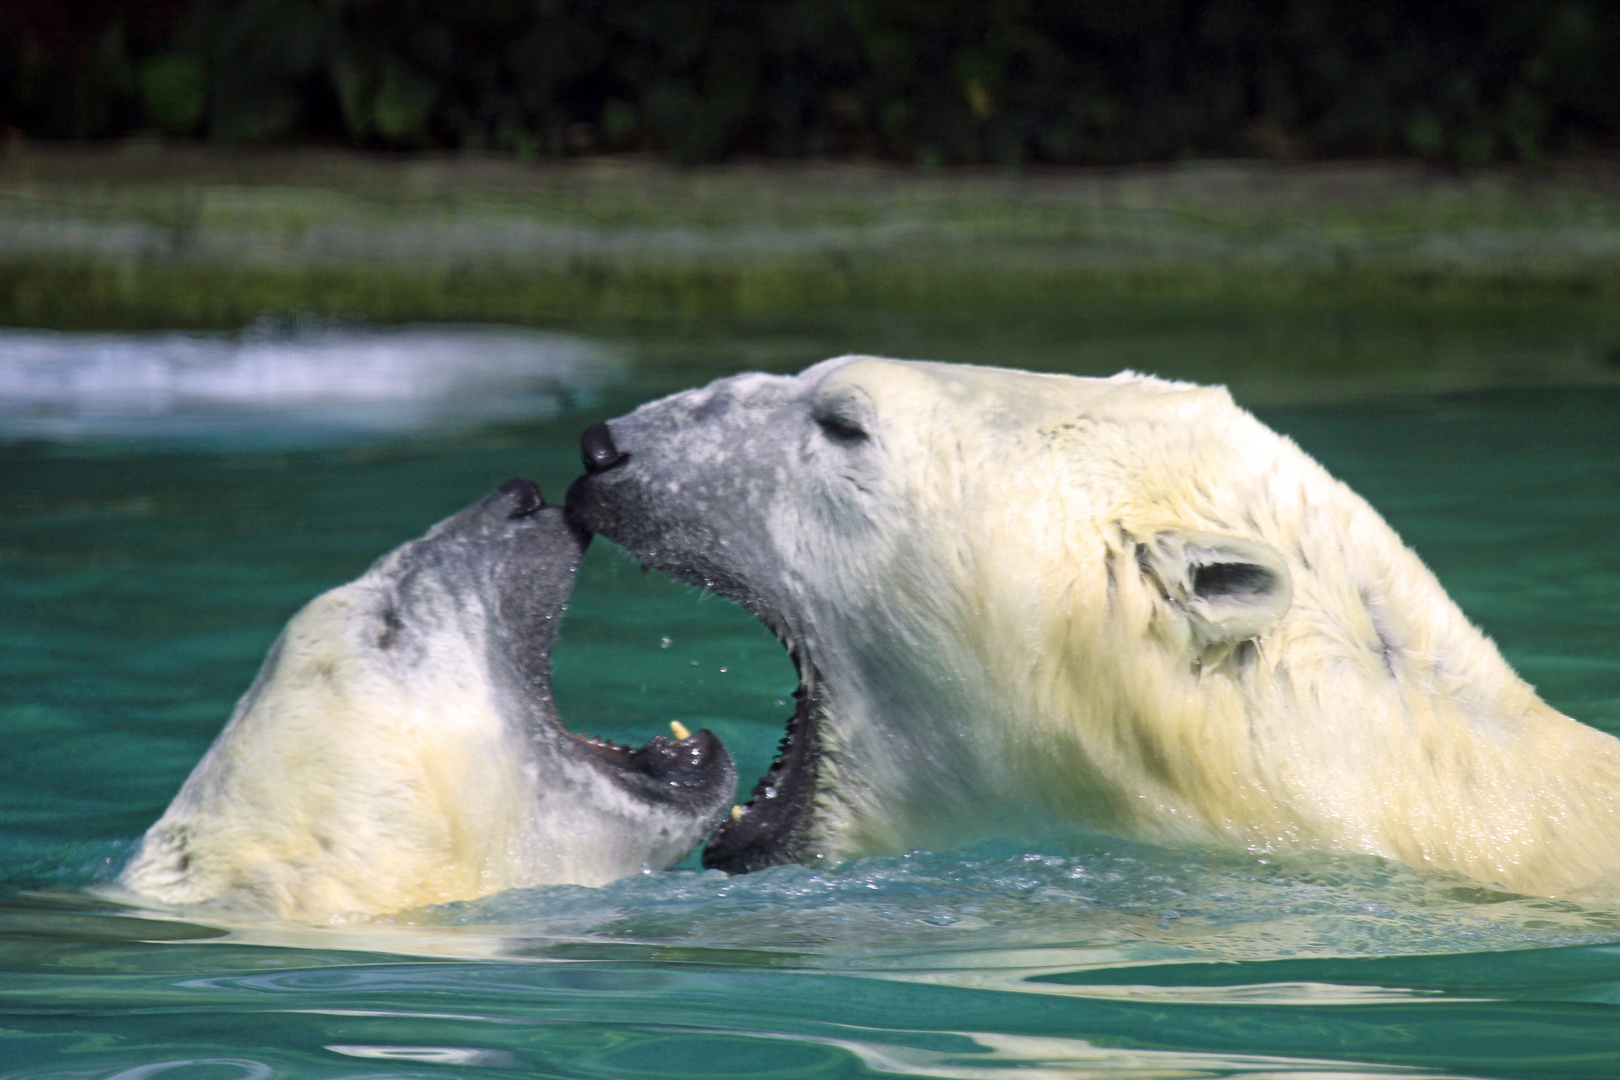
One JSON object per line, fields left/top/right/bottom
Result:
{"left": 1140, "top": 531, "right": 1293, "bottom": 649}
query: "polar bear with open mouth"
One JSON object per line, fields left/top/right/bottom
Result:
{"left": 568, "top": 357, "right": 1620, "bottom": 898}
{"left": 121, "top": 479, "right": 735, "bottom": 921}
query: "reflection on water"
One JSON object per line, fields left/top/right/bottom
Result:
{"left": 419, "top": 843, "right": 1620, "bottom": 971}
{"left": 0, "top": 320, "right": 619, "bottom": 444}
{"left": 1, "top": 324, "right": 1619, "bottom": 1078}
{"left": 2, "top": 879, "right": 1612, "bottom": 1080}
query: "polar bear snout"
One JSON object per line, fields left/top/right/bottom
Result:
{"left": 494, "top": 476, "right": 545, "bottom": 517}
{"left": 580, "top": 420, "right": 629, "bottom": 474}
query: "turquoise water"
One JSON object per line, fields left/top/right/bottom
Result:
{"left": 3, "top": 326, "right": 1620, "bottom": 1078}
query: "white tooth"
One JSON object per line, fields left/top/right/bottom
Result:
{"left": 669, "top": 720, "right": 692, "bottom": 741}
{"left": 730, "top": 805, "right": 744, "bottom": 821}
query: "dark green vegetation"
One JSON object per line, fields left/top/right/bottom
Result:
{"left": 3, "top": 0, "right": 1616, "bottom": 165}
{"left": 4, "top": 147, "right": 1619, "bottom": 400}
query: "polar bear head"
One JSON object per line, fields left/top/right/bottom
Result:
{"left": 568, "top": 357, "right": 1620, "bottom": 895}
{"left": 122, "top": 480, "right": 735, "bottom": 919}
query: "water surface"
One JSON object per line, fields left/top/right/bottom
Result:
{"left": 3, "top": 324, "right": 1620, "bottom": 1078}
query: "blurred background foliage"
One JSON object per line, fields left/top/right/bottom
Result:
{"left": 0, "top": 0, "right": 1615, "bottom": 166}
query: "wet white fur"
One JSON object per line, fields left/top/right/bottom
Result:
{"left": 120, "top": 559, "right": 703, "bottom": 921}
{"left": 764, "top": 358, "right": 1620, "bottom": 896}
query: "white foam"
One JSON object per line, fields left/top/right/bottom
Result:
{"left": 0, "top": 321, "right": 620, "bottom": 443}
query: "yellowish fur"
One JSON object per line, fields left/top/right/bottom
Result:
{"left": 808, "top": 359, "right": 1620, "bottom": 896}
{"left": 119, "top": 494, "right": 731, "bottom": 922}
{"left": 121, "top": 591, "right": 552, "bottom": 917}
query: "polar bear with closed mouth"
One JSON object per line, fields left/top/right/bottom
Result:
{"left": 120, "top": 479, "right": 735, "bottom": 921}
{"left": 568, "top": 356, "right": 1620, "bottom": 898}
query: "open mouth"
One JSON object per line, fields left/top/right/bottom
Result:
{"left": 563, "top": 602, "right": 821, "bottom": 871}
{"left": 492, "top": 478, "right": 735, "bottom": 814}
{"left": 700, "top": 655, "right": 825, "bottom": 872}
{"left": 567, "top": 723, "right": 734, "bottom": 808}
{"left": 563, "top": 432, "right": 824, "bottom": 874}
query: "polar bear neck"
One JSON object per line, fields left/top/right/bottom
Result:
{"left": 1221, "top": 443, "right": 1620, "bottom": 896}
{"left": 1008, "top": 410, "right": 1620, "bottom": 896}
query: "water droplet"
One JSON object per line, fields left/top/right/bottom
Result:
{"left": 660, "top": 636, "right": 672, "bottom": 649}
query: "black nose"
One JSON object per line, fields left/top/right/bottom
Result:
{"left": 495, "top": 477, "right": 544, "bottom": 518}
{"left": 580, "top": 421, "right": 629, "bottom": 474}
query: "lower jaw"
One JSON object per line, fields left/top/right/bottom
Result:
{"left": 701, "top": 674, "right": 824, "bottom": 874}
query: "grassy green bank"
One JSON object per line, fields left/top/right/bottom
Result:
{"left": 4, "top": 145, "right": 1620, "bottom": 399}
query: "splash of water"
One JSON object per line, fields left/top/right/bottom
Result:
{"left": 0, "top": 318, "right": 620, "bottom": 445}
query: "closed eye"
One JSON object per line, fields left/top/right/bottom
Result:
{"left": 814, "top": 413, "right": 868, "bottom": 444}
{"left": 377, "top": 605, "right": 404, "bottom": 649}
